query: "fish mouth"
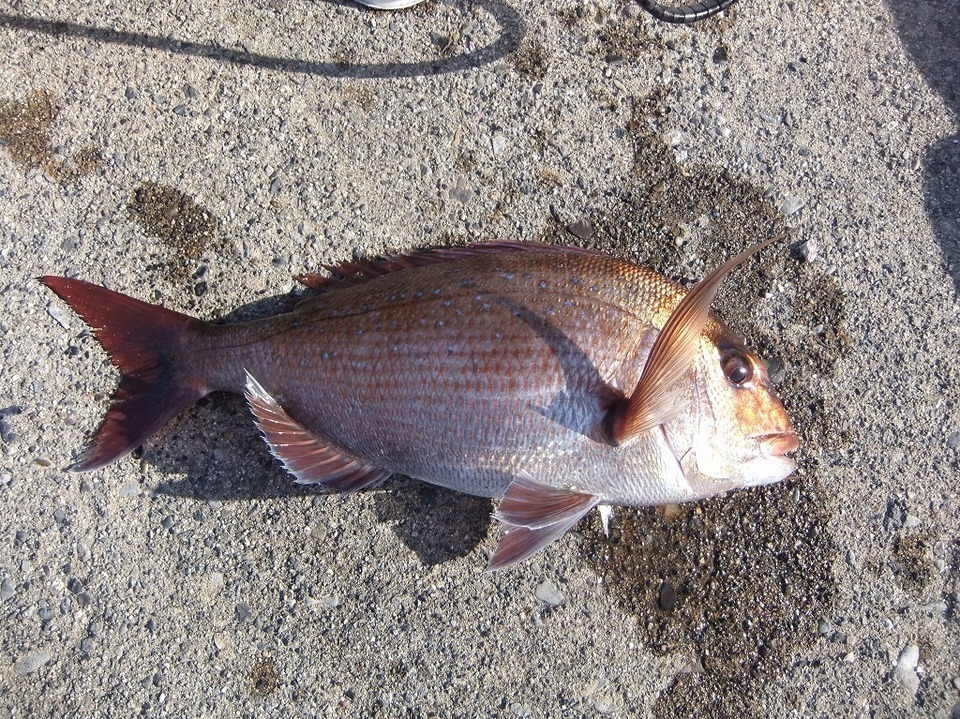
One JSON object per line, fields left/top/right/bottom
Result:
{"left": 754, "top": 431, "right": 800, "bottom": 457}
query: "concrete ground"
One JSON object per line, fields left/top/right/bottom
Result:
{"left": 0, "top": 0, "right": 958, "bottom": 716}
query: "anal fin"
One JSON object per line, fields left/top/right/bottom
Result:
{"left": 487, "top": 474, "right": 598, "bottom": 571}
{"left": 243, "top": 371, "right": 390, "bottom": 492}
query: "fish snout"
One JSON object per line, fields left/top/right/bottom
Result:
{"left": 754, "top": 431, "right": 800, "bottom": 457}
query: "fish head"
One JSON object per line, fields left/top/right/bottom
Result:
{"left": 665, "top": 323, "right": 798, "bottom": 495}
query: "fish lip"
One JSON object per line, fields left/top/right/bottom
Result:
{"left": 753, "top": 431, "right": 800, "bottom": 457}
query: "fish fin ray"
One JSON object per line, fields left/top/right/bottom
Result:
{"left": 293, "top": 272, "right": 329, "bottom": 290}
{"left": 611, "top": 237, "right": 778, "bottom": 443}
{"left": 295, "top": 242, "right": 608, "bottom": 293}
{"left": 243, "top": 371, "right": 390, "bottom": 491}
{"left": 40, "top": 276, "right": 208, "bottom": 471}
{"left": 487, "top": 475, "right": 598, "bottom": 570}
{"left": 493, "top": 473, "right": 598, "bottom": 529}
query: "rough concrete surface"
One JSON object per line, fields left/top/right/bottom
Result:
{"left": 1, "top": 0, "right": 958, "bottom": 716}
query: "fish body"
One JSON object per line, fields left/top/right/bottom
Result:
{"left": 43, "top": 242, "right": 797, "bottom": 568}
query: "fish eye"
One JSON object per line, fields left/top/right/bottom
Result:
{"left": 721, "top": 349, "right": 754, "bottom": 387}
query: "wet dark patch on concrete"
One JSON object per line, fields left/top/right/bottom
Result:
{"left": 0, "top": 89, "right": 102, "bottom": 182}
{"left": 583, "top": 482, "right": 833, "bottom": 716}
{"left": 249, "top": 654, "right": 281, "bottom": 697}
{"left": 891, "top": 530, "right": 936, "bottom": 594}
{"left": 564, "top": 98, "right": 846, "bottom": 717}
{"left": 596, "top": 16, "right": 654, "bottom": 64}
{"left": 128, "top": 181, "right": 221, "bottom": 281}
{"left": 509, "top": 39, "right": 549, "bottom": 79}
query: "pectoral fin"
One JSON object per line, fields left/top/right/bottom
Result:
{"left": 487, "top": 475, "right": 598, "bottom": 571}
{"left": 244, "top": 371, "right": 391, "bottom": 492}
{"left": 611, "top": 237, "right": 778, "bottom": 444}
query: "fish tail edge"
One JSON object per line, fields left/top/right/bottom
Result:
{"left": 41, "top": 276, "right": 210, "bottom": 472}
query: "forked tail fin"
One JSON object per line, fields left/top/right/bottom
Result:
{"left": 41, "top": 276, "right": 210, "bottom": 471}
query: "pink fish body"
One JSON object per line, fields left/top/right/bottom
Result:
{"left": 43, "top": 242, "right": 796, "bottom": 569}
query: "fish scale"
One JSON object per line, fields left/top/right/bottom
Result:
{"left": 42, "top": 241, "right": 797, "bottom": 568}
{"left": 192, "top": 249, "right": 682, "bottom": 501}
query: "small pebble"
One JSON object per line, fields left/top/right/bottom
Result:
{"left": 658, "top": 581, "right": 677, "bottom": 611}
{"left": 893, "top": 643, "right": 920, "bottom": 696}
{"left": 235, "top": 602, "right": 253, "bottom": 622}
{"left": 902, "top": 514, "right": 921, "bottom": 529}
{"left": 766, "top": 356, "right": 786, "bottom": 384}
{"left": 884, "top": 498, "right": 906, "bottom": 531}
{"left": 47, "top": 303, "right": 72, "bottom": 330}
{"left": 535, "top": 579, "right": 564, "bottom": 607}
{"left": 798, "top": 237, "right": 819, "bottom": 263}
{"left": 14, "top": 649, "right": 52, "bottom": 676}
{"left": 946, "top": 431, "right": 960, "bottom": 449}
{"left": 1, "top": 578, "right": 16, "bottom": 601}
{"left": 449, "top": 176, "right": 474, "bottom": 204}
{"left": 567, "top": 218, "right": 594, "bottom": 241}
{"left": 781, "top": 195, "right": 806, "bottom": 215}
{"left": 491, "top": 134, "right": 506, "bottom": 155}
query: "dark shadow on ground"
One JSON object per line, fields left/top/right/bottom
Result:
{"left": 886, "top": 1, "right": 960, "bottom": 293}
{"left": 148, "top": 393, "right": 492, "bottom": 565}
{"left": 0, "top": 0, "right": 523, "bottom": 79}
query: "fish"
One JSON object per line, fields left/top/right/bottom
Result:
{"left": 42, "top": 240, "right": 797, "bottom": 569}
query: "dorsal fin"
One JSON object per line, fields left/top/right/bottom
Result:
{"left": 610, "top": 237, "right": 778, "bottom": 445}
{"left": 244, "top": 371, "right": 391, "bottom": 491}
{"left": 294, "top": 241, "right": 605, "bottom": 292}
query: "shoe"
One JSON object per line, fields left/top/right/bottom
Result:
{"left": 351, "top": 0, "right": 425, "bottom": 9}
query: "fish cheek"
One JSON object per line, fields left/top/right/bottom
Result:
{"left": 688, "top": 353, "right": 750, "bottom": 483}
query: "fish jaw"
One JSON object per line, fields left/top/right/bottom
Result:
{"left": 736, "top": 431, "right": 799, "bottom": 487}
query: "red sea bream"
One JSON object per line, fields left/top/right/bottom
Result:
{"left": 43, "top": 241, "right": 797, "bottom": 569}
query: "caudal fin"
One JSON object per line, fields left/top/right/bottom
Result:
{"left": 41, "top": 276, "right": 209, "bottom": 471}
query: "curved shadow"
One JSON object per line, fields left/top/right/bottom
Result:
{"left": 886, "top": 1, "right": 960, "bottom": 293}
{"left": 0, "top": 0, "right": 524, "bottom": 79}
